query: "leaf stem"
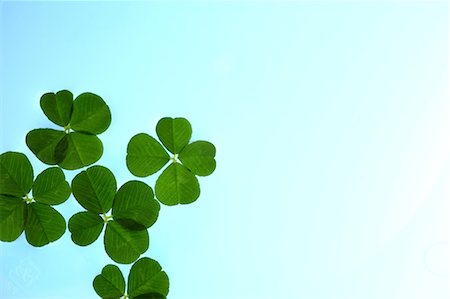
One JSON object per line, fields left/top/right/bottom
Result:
{"left": 22, "top": 194, "right": 35, "bottom": 204}
{"left": 103, "top": 214, "right": 113, "bottom": 223}
{"left": 170, "top": 153, "right": 179, "bottom": 163}
{"left": 63, "top": 124, "right": 71, "bottom": 134}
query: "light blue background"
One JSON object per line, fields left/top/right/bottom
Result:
{"left": 0, "top": 1, "right": 449, "bottom": 298}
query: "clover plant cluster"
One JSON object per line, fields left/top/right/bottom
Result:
{"left": 0, "top": 90, "right": 216, "bottom": 298}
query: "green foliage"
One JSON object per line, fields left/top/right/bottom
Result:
{"left": 128, "top": 257, "right": 170, "bottom": 298}
{"left": 127, "top": 117, "right": 216, "bottom": 206}
{"left": 126, "top": 134, "right": 170, "bottom": 177}
{"left": 33, "top": 167, "right": 72, "bottom": 205}
{"left": 40, "top": 90, "right": 73, "bottom": 127}
{"left": 155, "top": 163, "right": 200, "bottom": 205}
{"left": 113, "top": 181, "right": 160, "bottom": 230}
{"left": 55, "top": 132, "right": 103, "bottom": 170}
{"left": 93, "top": 264, "right": 126, "bottom": 298}
{"left": 0, "top": 152, "right": 70, "bottom": 246}
{"left": 0, "top": 151, "right": 34, "bottom": 197}
{"left": 0, "top": 195, "right": 26, "bottom": 242}
{"left": 178, "top": 141, "right": 216, "bottom": 176}
{"left": 25, "top": 129, "right": 66, "bottom": 165}
{"left": 2, "top": 90, "right": 216, "bottom": 298}
{"left": 156, "top": 117, "right": 192, "bottom": 154}
{"left": 25, "top": 202, "right": 66, "bottom": 247}
{"left": 71, "top": 166, "right": 117, "bottom": 214}
{"left": 68, "top": 211, "right": 104, "bottom": 246}
{"left": 26, "top": 90, "right": 111, "bottom": 170}
{"left": 70, "top": 93, "right": 112, "bottom": 134}
{"left": 104, "top": 221, "right": 149, "bottom": 264}
{"left": 94, "top": 257, "right": 169, "bottom": 299}
{"left": 69, "top": 165, "right": 157, "bottom": 264}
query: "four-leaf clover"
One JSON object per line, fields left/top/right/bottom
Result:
{"left": 26, "top": 90, "right": 112, "bottom": 170}
{"left": 68, "top": 165, "right": 160, "bottom": 264}
{"left": 0, "top": 152, "right": 71, "bottom": 246}
{"left": 127, "top": 117, "right": 216, "bottom": 205}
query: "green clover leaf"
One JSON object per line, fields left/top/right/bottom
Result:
{"left": 71, "top": 165, "right": 117, "bottom": 214}
{"left": 25, "top": 129, "right": 66, "bottom": 165}
{"left": 128, "top": 257, "right": 170, "bottom": 298}
{"left": 126, "top": 134, "right": 169, "bottom": 177}
{"left": 0, "top": 152, "right": 70, "bottom": 246}
{"left": 25, "top": 202, "right": 66, "bottom": 247}
{"left": 70, "top": 92, "right": 112, "bottom": 134}
{"left": 93, "top": 257, "right": 169, "bottom": 299}
{"left": 93, "top": 264, "right": 126, "bottom": 299}
{"left": 154, "top": 163, "right": 199, "bottom": 205}
{"left": 68, "top": 166, "right": 159, "bottom": 264}
{"left": 40, "top": 90, "right": 73, "bottom": 127}
{"left": 26, "top": 90, "right": 111, "bottom": 170}
{"left": 54, "top": 132, "right": 104, "bottom": 170}
{"left": 178, "top": 140, "right": 216, "bottom": 176}
{"left": 155, "top": 117, "right": 192, "bottom": 154}
{"left": 33, "top": 167, "right": 73, "bottom": 205}
{"left": 113, "top": 180, "right": 160, "bottom": 230}
{"left": 68, "top": 211, "right": 104, "bottom": 246}
{"left": 0, "top": 195, "right": 26, "bottom": 242}
{"left": 126, "top": 117, "right": 216, "bottom": 206}
{"left": 0, "top": 151, "right": 34, "bottom": 197}
{"left": 104, "top": 221, "right": 149, "bottom": 264}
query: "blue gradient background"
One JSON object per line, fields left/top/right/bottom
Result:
{"left": 0, "top": 2, "right": 449, "bottom": 298}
